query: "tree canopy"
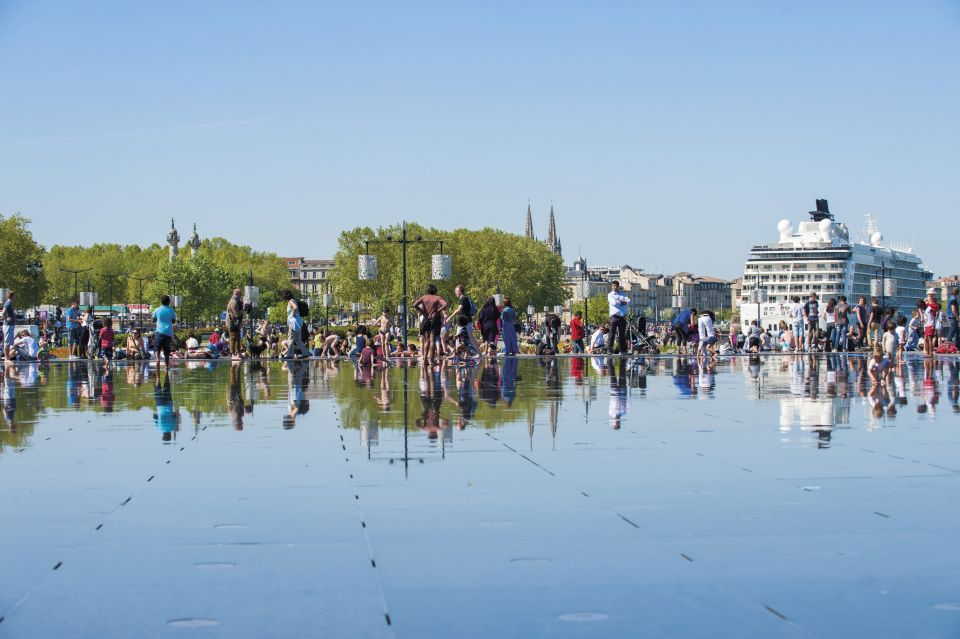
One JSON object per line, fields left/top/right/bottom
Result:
{"left": 329, "top": 224, "right": 566, "bottom": 312}
{"left": 0, "top": 213, "right": 46, "bottom": 299}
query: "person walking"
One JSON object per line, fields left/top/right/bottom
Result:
{"left": 152, "top": 295, "right": 177, "bottom": 371}
{"left": 569, "top": 310, "right": 585, "bottom": 354}
{"left": 500, "top": 298, "right": 519, "bottom": 356}
{"left": 2, "top": 291, "right": 14, "bottom": 363}
{"left": 226, "top": 288, "right": 245, "bottom": 359}
{"left": 283, "top": 290, "right": 308, "bottom": 359}
{"left": 478, "top": 296, "right": 501, "bottom": 356}
{"left": 413, "top": 284, "right": 447, "bottom": 364}
{"left": 607, "top": 281, "right": 630, "bottom": 355}
{"left": 923, "top": 290, "right": 940, "bottom": 358}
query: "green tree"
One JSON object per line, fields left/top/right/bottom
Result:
{"left": 0, "top": 213, "right": 46, "bottom": 303}
{"left": 329, "top": 224, "right": 565, "bottom": 314}
{"left": 570, "top": 295, "right": 610, "bottom": 326}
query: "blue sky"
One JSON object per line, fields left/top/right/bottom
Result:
{"left": 1, "top": 1, "right": 957, "bottom": 278}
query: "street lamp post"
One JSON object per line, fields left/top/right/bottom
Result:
{"left": 359, "top": 221, "right": 450, "bottom": 346}
{"left": 59, "top": 267, "right": 93, "bottom": 303}
{"left": 127, "top": 274, "right": 151, "bottom": 334}
{"left": 27, "top": 260, "right": 42, "bottom": 326}
{"left": 101, "top": 272, "right": 127, "bottom": 329}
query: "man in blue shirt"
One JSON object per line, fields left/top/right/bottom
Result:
{"left": 947, "top": 288, "right": 959, "bottom": 348}
{"left": 671, "top": 307, "right": 697, "bottom": 355}
{"left": 607, "top": 281, "right": 630, "bottom": 355}
{"left": 63, "top": 300, "right": 81, "bottom": 358}
{"left": 152, "top": 295, "right": 177, "bottom": 371}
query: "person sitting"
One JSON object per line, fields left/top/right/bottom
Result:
{"left": 126, "top": 330, "right": 148, "bottom": 359}
{"left": 11, "top": 330, "right": 39, "bottom": 361}
{"left": 37, "top": 333, "right": 52, "bottom": 361}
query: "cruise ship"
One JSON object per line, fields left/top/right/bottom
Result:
{"left": 738, "top": 199, "right": 932, "bottom": 331}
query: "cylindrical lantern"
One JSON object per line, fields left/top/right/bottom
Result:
{"left": 553, "top": 305, "right": 562, "bottom": 315}
{"left": 543, "top": 306, "right": 549, "bottom": 312}
{"left": 322, "top": 293, "right": 333, "bottom": 307}
{"left": 577, "top": 281, "right": 590, "bottom": 298}
{"left": 884, "top": 280, "right": 897, "bottom": 297}
{"left": 431, "top": 254, "right": 452, "bottom": 280}
{"left": 0, "top": 289, "right": 8, "bottom": 305}
{"left": 494, "top": 292, "right": 504, "bottom": 306}
{"left": 171, "top": 295, "right": 183, "bottom": 308}
{"left": 358, "top": 254, "right": 378, "bottom": 281}
{"left": 351, "top": 302, "right": 362, "bottom": 313}
{"left": 870, "top": 279, "right": 882, "bottom": 297}
{"left": 244, "top": 285, "right": 260, "bottom": 308}
{"left": 526, "top": 305, "right": 535, "bottom": 316}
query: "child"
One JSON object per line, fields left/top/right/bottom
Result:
{"left": 99, "top": 319, "right": 115, "bottom": 363}
{"left": 895, "top": 317, "right": 907, "bottom": 365}
{"left": 882, "top": 319, "right": 899, "bottom": 365}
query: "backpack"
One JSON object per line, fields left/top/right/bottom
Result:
{"left": 466, "top": 297, "right": 477, "bottom": 319}
{"left": 297, "top": 299, "right": 309, "bottom": 318}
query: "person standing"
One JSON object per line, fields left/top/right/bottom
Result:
{"left": 607, "top": 281, "right": 629, "bottom": 355}
{"left": 226, "top": 288, "right": 245, "bottom": 359}
{"left": 64, "top": 300, "right": 81, "bottom": 358}
{"left": 946, "top": 288, "right": 959, "bottom": 349}
{"left": 283, "top": 290, "right": 308, "bottom": 359}
{"left": 854, "top": 297, "right": 868, "bottom": 349}
{"left": 789, "top": 296, "right": 804, "bottom": 352}
{"left": 924, "top": 290, "right": 940, "bottom": 358}
{"left": 478, "top": 296, "right": 501, "bottom": 356}
{"left": 803, "top": 293, "right": 820, "bottom": 351}
{"left": 834, "top": 296, "right": 849, "bottom": 352}
{"left": 447, "top": 284, "right": 480, "bottom": 357}
{"left": 868, "top": 298, "right": 884, "bottom": 349}
{"left": 2, "top": 291, "right": 14, "bottom": 362}
{"left": 500, "top": 298, "right": 519, "bottom": 356}
{"left": 413, "top": 284, "right": 448, "bottom": 364}
{"left": 99, "top": 318, "right": 115, "bottom": 364}
{"left": 569, "top": 310, "right": 585, "bottom": 354}
{"left": 152, "top": 295, "right": 177, "bottom": 371}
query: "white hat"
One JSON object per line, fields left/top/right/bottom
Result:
{"left": 927, "top": 288, "right": 936, "bottom": 295}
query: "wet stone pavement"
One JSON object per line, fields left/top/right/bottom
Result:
{"left": 1, "top": 354, "right": 959, "bottom": 638}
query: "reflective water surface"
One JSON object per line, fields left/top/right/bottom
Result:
{"left": 2, "top": 355, "right": 959, "bottom": 638}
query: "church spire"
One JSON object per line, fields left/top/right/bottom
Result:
{"left": 546, "top": 204, "right": 557, "bottom": 250}
{"left": 524, "top": 201, "right": 534, "bottom": 240}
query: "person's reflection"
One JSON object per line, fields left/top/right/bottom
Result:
{"left": 227, "top": 361, "right": 245, "bottom": 430}
{"left": 672, "top": 356, "right": 694, "bottom": 398}
{"left": 608, "top": 359, "right": 627, "bottom": 429}
{"left": 697, "top": 357, "right": 716, "bottom": 397}
{"left": 377, "top": 366, "right": 391, "bottom": 412}
{"left": 448, "top": 363, "right": 476, "bottom": 430}
{"left": 417, "top": 364, "right": 447, "bottom": 440}
{"left": 283, "top": 360, "right": 308, "bottom": 429}
{"left": 153, "top": 373, "right": 180, "bottom": 443}
{"left": 66, "top": 361, "right": 82, "bottom": 407}
{"left": 570, "top": 357, "right": 584, "bottom": 385}
{"left": 918, "top": 358, "right": 939, "bottom": 415}
{"left": 501, "top": 357, "right": 518, "bottom": 408}
{"left": 946, "top": 361, "right": 959, "bottom": 413}
{"left": 99, "top": 366, "right": 114, "bottom": 412}
{"left": 479, "top": 360, "right": 501, "bottom": 408}
{"left": 1, "top": 363, "right": 16, "bottom": 432}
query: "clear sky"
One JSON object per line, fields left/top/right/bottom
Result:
{"left": 1, "top": 1, "right": 957, "bottom": 278}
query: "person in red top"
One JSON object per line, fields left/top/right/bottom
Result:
{"left": 99, "top": 318, "right": 115, "bottom": 363}
{"left": 570, "top": 311, "right": 585, "bottom": 354}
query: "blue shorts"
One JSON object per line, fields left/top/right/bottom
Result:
{"left": 703, "top": 335, "right": 717, "bottom": 346}
{"left": 2, "top": 323, "right": 13, "bottom": 347}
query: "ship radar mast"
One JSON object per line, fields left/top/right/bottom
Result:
{"left": 808, "top": 198, "right": 833, "bottom": 222}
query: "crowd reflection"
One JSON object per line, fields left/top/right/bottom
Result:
{"left": 2, "top": 354, "right": 959, "bottom": 456}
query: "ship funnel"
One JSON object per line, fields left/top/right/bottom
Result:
{"left": 810, "top": 198, "right": 834, "bottom": 222}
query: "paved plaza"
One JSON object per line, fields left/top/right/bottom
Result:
{"left": 1, "top": 355, "right": 959, "bottom": 638}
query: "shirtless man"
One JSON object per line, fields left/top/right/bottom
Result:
{"left": 377, "top": 308, "right": 393, "bottom": 362}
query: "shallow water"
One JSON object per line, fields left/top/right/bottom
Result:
{"left": 1, "top": 355, "right": 959, "bottom": 638}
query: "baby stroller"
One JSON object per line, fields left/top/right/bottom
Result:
{"left": 628, "top": 317, "right": 660, "bottom": 354}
